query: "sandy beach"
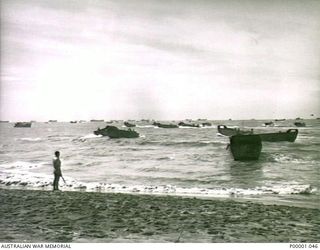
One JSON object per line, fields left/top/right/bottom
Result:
{"left": 0, "top": 188, "right": 319, "bottom": 243}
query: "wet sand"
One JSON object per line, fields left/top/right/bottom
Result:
{"left": 0, "top": 188, "right": 319, "bottom": 242}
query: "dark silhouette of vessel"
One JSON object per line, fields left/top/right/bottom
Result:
{"left": 94, "top": 126, "right": 139, "bottom": 138}
{"left": 229, "top": 134, "right": 262, "bottom": 161}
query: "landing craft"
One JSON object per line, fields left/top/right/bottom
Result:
{"left": 94, "top": 125, "right": 139, "bottom": 138}
{"left": 229, "top": 134, "right": 262, "bottom": 161}
{"left": 178, "top": 122, "right": 200, "bottom": 128}
{"left": 153, "top": 122, "right": 178, "bottom": 128}
{"left": 14, "top": 122, "right": 32, "bottom": 128}
{"left": 294, "top": 122, "right": 306, "bottom": 127}
{"left": 218, "top": 125, "right": 298, "bottom": 142}
{"left": 124, "top": 121, "right": 136, "bottom": 127}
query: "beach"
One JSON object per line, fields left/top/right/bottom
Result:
{"left": 1, "top": 188, "right": 319, "bottom": 243}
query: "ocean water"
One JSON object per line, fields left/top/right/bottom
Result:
{"left": 1, "top": 119, "right": 319, "bottom": 208}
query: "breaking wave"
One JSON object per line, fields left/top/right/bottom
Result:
{"left": 137, "top": 140, "right": 224, "bottom": 147}
{"left": 17, "top": 137, "right": 43, "bottom": 142}
{"left": 0, "top": 170, "right": 316, "bottom": 198}
{"left": 73, "top": 133, "right": 103, "bottom": 142}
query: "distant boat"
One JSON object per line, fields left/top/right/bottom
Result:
{"left": 90, "top": 119, "right": 104, "bottom": 122}
{"left": 178, "top": 122, "right": 200, "bottom": 128}
{"left": 294, "top": 122, "right": 306, "bottom": 127}
{"left": 70, "top": 121, "right": 77, "bottom": 123}
{"left": 48, "top": 120, "right": 57, "bottom": 122}
{"left": 201, "top": 122, "right": 212, "bottom": 127}
{"left": 124, "top": 121, "right": 136, "bottom": 127}
{"left": 94, "top": 126, "right": 139, "bottom": 138}
{"left": 263, "top": 121, "right": 274, "bottom": 127}
{"left": 14, "top": 122, "right": 32, "bottom": 128}
{"left": 275, "top": 119, "right": 286, "bottom": 121}
{"left": 229, "top": 134, "right": 262, "bottom": 161}
{"left": 295, "top": 117, "right": 303, "bottom": 120}
{"left": 153, "top": 122, "right": 178, "bottom": 128}
{"left": 217, "top": 125, "right": 252, "bottom": 136}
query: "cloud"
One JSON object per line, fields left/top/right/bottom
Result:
{"left": 1, "top": 0, "right": 320, "bottom": 120}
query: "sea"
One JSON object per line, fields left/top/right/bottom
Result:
{"left": 1, "top": 119, "right": 319, "bottom": 209}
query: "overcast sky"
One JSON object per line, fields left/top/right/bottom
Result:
{"left": 1, "top": 0, "right": 319, "bottom": 121}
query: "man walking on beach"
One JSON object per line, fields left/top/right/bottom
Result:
{"left": 53, "top": 151, "right": 62, "bottom": 191}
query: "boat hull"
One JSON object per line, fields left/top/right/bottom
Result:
{"left": 230, "top": 135, "right": 262, "bottom": 161}
{"left": 294, "top": 122, "right": 305, "bottom": 127}
{"left": 218, "top": 125, "right": 298, "bottom": 142}
{"left": 178, "top": 122, "right": 199, "bottom": 128}
{"left": 258, "top": 129, "right": 298, "bottom": 142}
{"left": 202, "top": 122, "right": 212, "bottom": 127}
{"left": 94, "top": 126, "right": 139, "bottom": 138}
{"left": 153, "top": 122, "right": 178, "bottom": 128}
{"left": 14, "top": 122, "right": 32, "bottom": 128}
{"left": 124, "top": 122, "right": 136, "bottom": 127}
{"left": 217, "top": 125, "right": 251, "bottom": 136}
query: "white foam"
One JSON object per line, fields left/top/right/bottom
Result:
{"left": 0, "top": 160, "right": 316, "bottom": 197}
{"left": 81, "top": 133, "right": 102, "bottom": 139}
{"left": 74, "top": 133, "right": 103, "bottom": 142}
{"left": 216, "top": 132, "right": 227, "bottom": 137}
{"left": 137, "top": 125, "right": 157, "bottom": 128}
{"left": 178, "top": 126, "right": 200, "bottom": 129}
{"left": 272, "top": 154, "right": 316, "bottom": 164}
{"left": 0, "top": 161, "right": 46, "bottom": 170}
{"left": 0, "top": 170, "right": 80, "bottom": 191}
{"left": 265, "top": 184, "right": 315, "bottom": 195}
{"left": 201, "top": 140, "right": 215, "bottom": 144}
{"left": 200, "top": 126, "right": 215, "bottom": 129}
{"left": 17, "top": 137, "right": 42, "bottom": 142}
{"left": 0, "top": 170, "right": 316, "bottom": 198}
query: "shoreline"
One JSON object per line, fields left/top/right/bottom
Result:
{"left": 1, "top": 188, "right": 319, "bottom": 243}
{"left": 1, "top": 184, "right": 318, "bottom": 210}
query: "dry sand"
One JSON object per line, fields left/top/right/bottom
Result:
{"left": 0, "top": 188, "right": 319, "bottom": 242}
